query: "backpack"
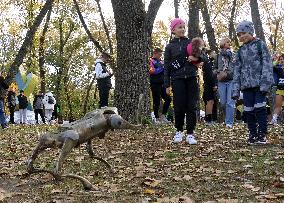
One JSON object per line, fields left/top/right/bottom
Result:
{"left": 48, "top": 96, "right": 54, "bottom": 104}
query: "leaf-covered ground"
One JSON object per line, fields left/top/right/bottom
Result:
{"left": 0, "top": 123, "right": 284, "bottom": 203}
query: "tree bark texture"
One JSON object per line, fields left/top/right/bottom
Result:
{"left": 250, "top": 0, "right": 265, "bottom": 41}
{"left": 228, "top": 0, "right": 239, "bottom": 47}
{"left": 269, "top": 18, "right": 280, "bottom": 51}
{"left": 174, "top": 0, "right": 179, "bottom": 18}
{"left": 39, "top": 6, "right": 52, "bottom": 93}
{"left": 111, "top": 0, "right": 163, "bottom": 122}
{"left": 200, "top": 0, "right": 218, "bottom": 52}
{"left": 83, "top": 74, "right": 96, "bottom": 115}
{"left": 187, "top": 0, "right": 201, "bottom": 41}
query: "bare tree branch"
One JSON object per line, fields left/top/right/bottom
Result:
{"left": 73, "top": 0, "right": 104, "bottom": 53}
{"left": 144, "top": 0, "right": 164, "bottom": 35}
{"left": 3, "top": 0, "right": 54, "bottom": 86}
{"left": 95, "top": 0, "right": 114, "bottom": 55}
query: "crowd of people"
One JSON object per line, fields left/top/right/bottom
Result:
{"left": 93, "top": 19, "right": 283, "bottom": 146}
{"left": 148, "top": 19, "right": 283, "bottom": 145}
{"left": 1, "top": 18, "right": 283, "bottom": 147}
{"left": 0, "top": 86, "right": 57, "bottom": 129}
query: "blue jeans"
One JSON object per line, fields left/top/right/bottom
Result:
{"left": 218, "top": 81, "right": 235, "bottom": 125}
{"left": 0, "top": 100, "right": 7, "bottom": 125}
{"left": 243, "top": 88, "right": 267, "bottom": 135}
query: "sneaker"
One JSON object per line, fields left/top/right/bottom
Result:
{"left": 205, "top": 121, "right": 214, "bottom": 126}
{"left": 269, "top": 118, "right": 277, "bottom": 125}
{"left": 226, "top": 124, "right": 233, "bottom": 128}
{"left": 1, "top": 124, "right": 9, "bottom": 129}
{"left": 186, "top": 134, "right": 197, "bottom": 145}
{"left": 159, "top": 114, "right": 171, "bottom": 124}
{"left": 173, "top": 131, "right": 183, "bottom": 143}
{"left": 247, "top": 134, "right": 257, "bottom": 145}
{"left": 255, "top": 134, "right": 268, "bottom": 145}
{"left": 154, "top": 119, "right": 161, "bottom": 125}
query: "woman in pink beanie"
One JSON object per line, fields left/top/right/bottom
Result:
{"left": 164, "top": 18, "right": 205, "bottom": 145}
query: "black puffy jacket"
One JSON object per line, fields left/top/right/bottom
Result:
{"left": 164, "top": 37, "right": 202, "bottom": 88}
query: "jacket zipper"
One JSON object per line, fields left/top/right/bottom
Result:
{"left": 179, "top": 38, "right": 187, "bottom": 78}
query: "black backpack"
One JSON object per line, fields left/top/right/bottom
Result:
{"left": 48, "top": 96, "right": 54, "bottom": 104}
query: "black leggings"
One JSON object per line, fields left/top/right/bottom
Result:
{"left": 35, "top": 109, "right": 45, "bottom": 123}
{"left": 172, "top": 78, "right": 198, "bottom": 134}
{"left": 151, "top": 83, "right": 171, "bottom": 118}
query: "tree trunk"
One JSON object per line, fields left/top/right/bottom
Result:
{"left": 63, "top": 76, "right": 74, "bottom": 122}
{"left": 228, "top": 0, "right": 239, "bottom": 47}
{"left": 200, "top": 0, "right": 218, "bottom": 52}
{"left": 187, "top": 0, "right": 201, "bottom": 41}
{"left": 250, "top": 0, "right": 265, "bottom": 41}
{"left": 3, "top": 0, "right": 54, "bottom": 87}
{"left": 83, "top": 74, "right": 96, "bottom": 115}
{"left": 269, "top": 18, "right": 280, "bottom": 52}
{"left": 174, "top": 0, "right": 179, "bottom": 18}
{"left": 39, "top": 6, "right": 52, "bottom": 93}
{"left": 111, "top": 0, "right": 163, "bottom": 122}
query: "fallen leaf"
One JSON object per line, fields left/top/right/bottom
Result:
{"left": 51, "top": 189, "right": 63, "bottom": 194}
{"left": 264, "top": 194, "right": 277, "bottom": 199}
{"left": 143, "top": 178, "right": 161, "bottom": 187}
{"left": 275, "top": 193, "right": 284, "bottom": 197}
{"left": 183, "top": 175, "right": 192, "bottom": 181}
{"left": 144, "top": 188, "right": 155, "bottom": 195}
{"left": 179, "top": 196, "right": 195, "bottom": 203}
{"left": 217, "top": 199, "right": 238, "bottom": 203}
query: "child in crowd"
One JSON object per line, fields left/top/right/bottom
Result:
{"left": 164, "top": 18, "right": 205, "bottom": 144}
{"left": 149, "top": 48, "right": 171, "bottom": 124}
{"left": 232, "top": 20, "right": 274, "bottom": 145}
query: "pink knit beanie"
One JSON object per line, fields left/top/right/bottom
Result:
{"left": 170, "top": 18, "right": 185, "bottom": 32}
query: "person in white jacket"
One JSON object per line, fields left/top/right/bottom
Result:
{"left": 95, "top": 52, "right": 113, "bottom": 108}
{"left": 43, "top": 92, "right": 56, "bottom": 122}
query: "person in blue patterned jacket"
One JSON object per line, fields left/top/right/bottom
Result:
{"left": 232, "top": 20, "right": 274, "bottom": 145}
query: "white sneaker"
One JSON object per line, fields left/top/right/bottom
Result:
{"left": 186, "top": 134, "right": 197, "bottom": 145}
{"left": 226, "top": 124, "right": 233, "bottom": 128}
{"left": 159, "top": 114, "right": 171, "bottom": 124}
{"left": 173, "top": 131, "right": 183, "bottom": 143}
{"left": 270, "top": 118, "right": 278, "bottom": 125}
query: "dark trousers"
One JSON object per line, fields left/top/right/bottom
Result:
{"left": 243, "top": 88, "right": 267, "bottom": 135}
{"left": 150, "top": 83, "right": 172, "bottom": 118}
{"left": 98, "top": 86, "right": 110, "bottom": 108}
{"left": 35, "top": 109, "right": 45, "bottom": 123}
{"left": 172, "top": 77, "right": 198, "bottom": 134}
{"left": 9, "top": 106, "right": 15, "bottom": 124}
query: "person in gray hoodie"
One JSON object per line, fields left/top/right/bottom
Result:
{"left": 232, "top": 20, "right": 274, "bottom": 145}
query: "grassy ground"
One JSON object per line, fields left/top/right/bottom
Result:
{"left": 0, "top": 123, "right": 284, "bottom": 203}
